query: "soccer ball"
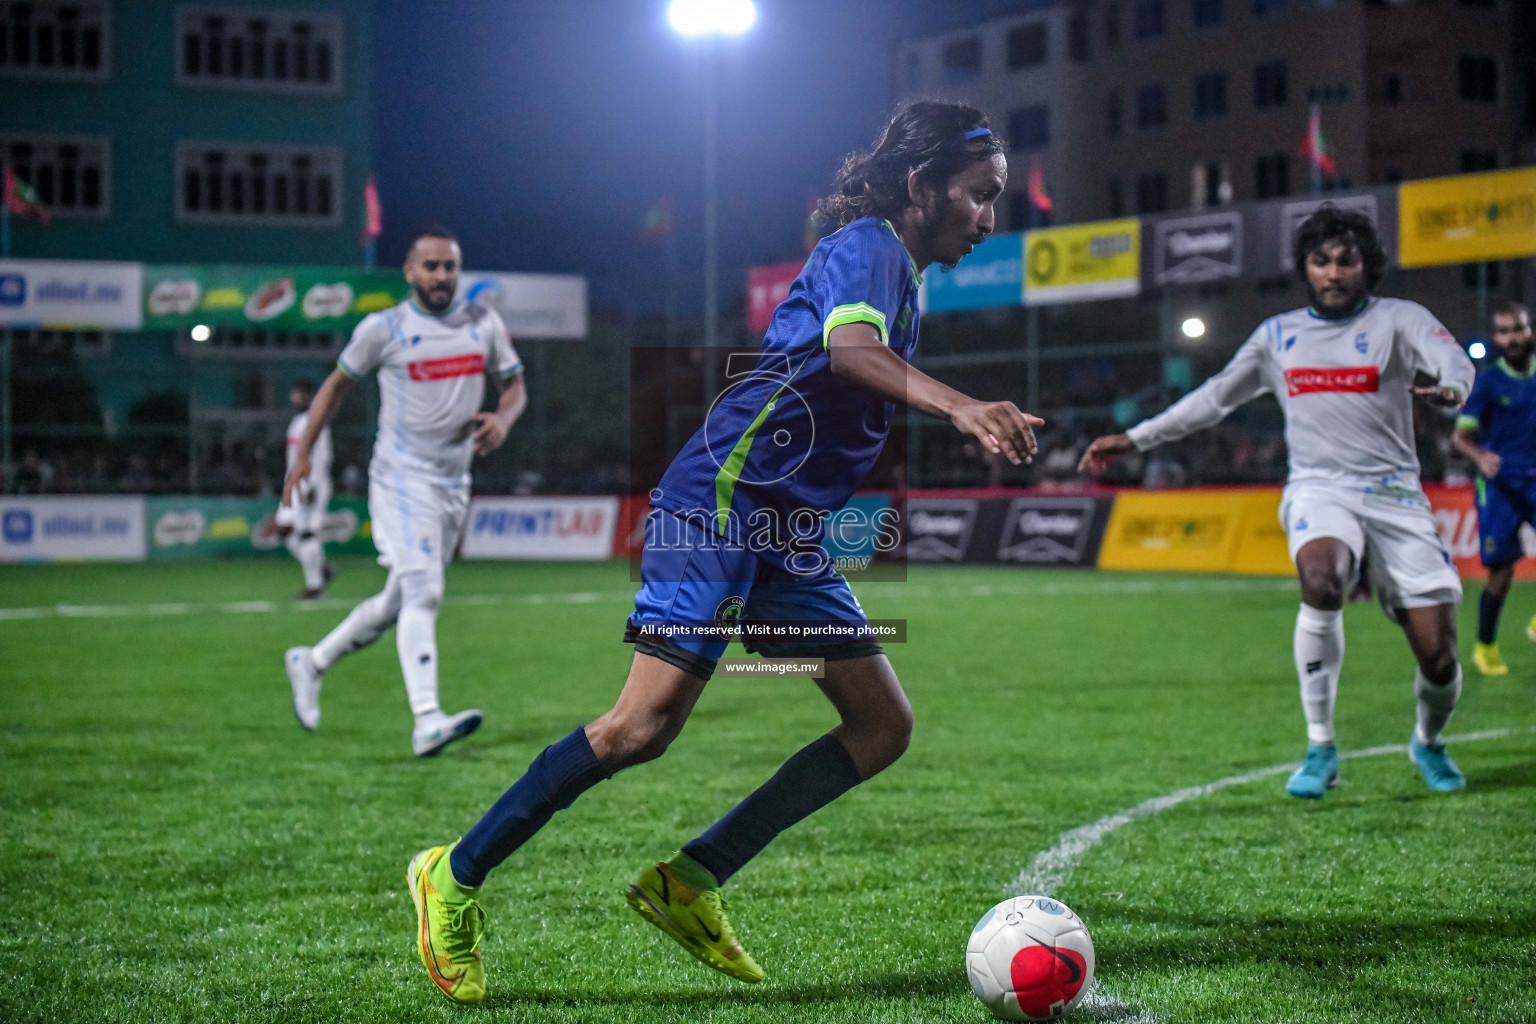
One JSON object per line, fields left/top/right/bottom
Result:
{"left": 965, "top": 895, "right": 1095, "bottom": 1021}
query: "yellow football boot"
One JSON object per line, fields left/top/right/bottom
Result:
{"left": 407, "top": 844, "right": 487, "bottom": 1004}
{"left": 1473, "top": 642, "right": 1509, "bottom": 677}
{"left": 625, "top": 859, "right": 764, "bottom": 983}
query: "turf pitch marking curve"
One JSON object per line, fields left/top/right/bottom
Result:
{"left": 1009, "top": 726, "right": 1535, "bottom": 1023}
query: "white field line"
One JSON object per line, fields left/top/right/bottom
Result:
{"left": 0, "top": 574, "right": 1297, "bottom": 624}
{"left": 1008, "top": 725, "right": 1536, "bottom": 1022}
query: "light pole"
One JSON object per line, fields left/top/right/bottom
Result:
{"left": 667, "top": 0, "right": 756, "bottom": 348}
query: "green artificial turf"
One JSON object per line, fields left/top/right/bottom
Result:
{"left": 1, "top": 558, "right": 1532, "bottom": 1023}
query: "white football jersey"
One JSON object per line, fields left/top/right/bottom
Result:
{"left": 338, "top": 298, "right": 522, "bottom": 484}
{"left": 1128, "top": 297, "right": 1474, "bottom": 486}
{"left": 286, "top": 410, "right": 332, "bottom": 485}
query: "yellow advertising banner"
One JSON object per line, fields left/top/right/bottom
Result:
{"left": 1097, "top": 488, "right": 1292, "bottom": 575}
{"left": 1398, "top": 168, "right": 1536, "bottom": 268}
{"left": 1023, "top": 218, "right": 1141, "bottom": 305}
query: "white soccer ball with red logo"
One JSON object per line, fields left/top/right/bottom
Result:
{"left": 966, "top": 895, "right": 1095, "bottom": 1021}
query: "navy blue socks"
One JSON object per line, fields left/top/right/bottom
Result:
{"left": 1478, "top": 587, "right": 1505, "bottom": 645}
{"left": 682, "top": 732, "right": 864, "bottom": 886}
{"left": 450, "top": 727, "right": 609, "bottom": 888}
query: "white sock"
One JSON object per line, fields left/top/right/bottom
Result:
{"left": 311, "top": 575, "right": 402, "bottom": 671}
{"left": 1294, "top": 603, "right": 1344, "bottom": 746}
{"left": 397, "top": 570, "right": 444, "bottom": 718}
{"left": 1414, "top": 664, "right": 1461, "bottom": 747}
{"left": 298, "top": 535, "right": 327, "bottom": 590}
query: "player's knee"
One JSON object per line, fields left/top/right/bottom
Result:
{"left": 1298, "top": 567, "right": 1345, "bottom": 609}
{"left": 1420, "top": 646, "right": 1459, "bottom": 686}
{"left": 399, "top": 569, "right": 444, "bottom": 614}
{"left": 844, "top": 693, "right": 913, "bottom": 772}
{"left": 587, "top": 708, "right": 682, "bottom": 771}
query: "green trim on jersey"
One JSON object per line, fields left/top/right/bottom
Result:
{"left": 337, "top": 358, "right": 362, "bottom": 380}
{"left": 822, "top": 302, "right": 889, "bottom": 350}
{"left": 713, "top": 357, "right": 809, "bottom": 532}
{"left": 1497, "top": 357, "right": 1536, "bottom": 380}
{"left": 499, "top": 364, "right": 524, "bottom": 379}
{"left": 1456, "top": 414, "right": 1481, "bottom": 432}
{"left": 880, "top": 219, "right": 923, "bottom": 286}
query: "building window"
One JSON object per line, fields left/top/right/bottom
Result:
{"left": 1108, "top": 177, "right": 1125, "bottom": 217}
{"left": 1008, "top": 106, "right": 1051, "bottom": 150}
{"left": 177, "top": 326, "right": 345, "bottom": 359}
{"left": 941, "top": 35, "right": 982, "bottom": 83}
{"left": 1252, "top": 0, "right": 1286, "bottom": 17}
{"left": 1255, "top": 152, "right": 1289, "bottom": 198}
{"left": 1384, "top": 72, "right": 1402, "bottom": 104}
{"left": 1106, "top": 91, "right": 1123, "bottom": 137}
{"left": 1068, "top": 13, "right": 1090, "bottom": 61}
{"left": 1307, "top": 83, "right": 1347, "bottom": 103}
{"left": 0, "top": 1, "right": 110, "bottom": 81}
{"left": 1105, "top": 3, "right": 1121, "bottom": 48}
{"left": 1460, "top": 149, "right": 1498, "bottom": 172}
{"left": 0, "top": 134, "right": 110, "bottom": 216}
{"left": 1192, "top": 160, "right": 1231, "bottom": 207}
{"left": 904, "top": 50, "right": 921, "bottom": 91}
{"left": 3, "top": 328, "right": 111, "bottom": 358}
{"left": 176, "top": 7, "right": 343, "bottom": 94}
{"left": 1193, "top": 0, "right": 1223, "bottom": 28}
{"left": 1136, "top": 171, "right": 1168, "bottom": 213}
{"left": 1134, "top": 0, "right": 1165, "bottom": 38}
{"left": 176, "top": 142, "right": 342, "bottom": 226}
{"left": 1254, "top": 60, "right": 1288, "bottom": 108}
{"left": 1006, "top": 22, "right": 1047, "bottom": 69}
{"left": 1193, "top": 73, "right": 1227, "bottom": 119}
{"left": 1136, "top": 84, "right": 1167, "bottom": 128}
{"left": 1458, "top": 55, "right": 1497, "bottom": 103}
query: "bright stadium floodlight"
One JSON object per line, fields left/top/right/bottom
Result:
{"left": 191, "top": 324, "right": 212, "bottom": 342}
{"left": 668, "top": 0, "right": 756, "bottom": 36}
{"left": 1181, "top": 317, "right": 1206, "bottom": 339}
{"left": 1469, "top": 341, "right": 1487, "bottom": 359}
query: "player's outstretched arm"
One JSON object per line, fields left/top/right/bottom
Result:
{"left": 827, "top": 321, "right": 1043, "bottom": 465}
{"left": 472, "top": 373, "right": 527, "bottom": 456}
{"left": 1451, "top": 423, "right": 1501, "bottom": 479}
{"left": 1077, "top": 434, "right": 1136, "bottom": 475}
{"left": 283, "top": 368, "right": 354, "bottom": 506}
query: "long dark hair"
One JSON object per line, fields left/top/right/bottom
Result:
{"left": 1293, "top": 204, "right": 1386, "bottom": 289}
{"left": 819, "top": 100, "right": 1005, "bottom": 227}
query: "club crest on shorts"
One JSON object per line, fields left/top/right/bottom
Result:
{"left": 714, "top": 595, "right": 746, "bottom": 634}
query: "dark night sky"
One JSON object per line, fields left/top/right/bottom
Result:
{"left": 372, "top": 1, "right": 997, "bottom": 313}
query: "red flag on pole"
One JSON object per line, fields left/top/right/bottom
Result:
{"left": 4, "top": 166, "right": 51, "bottom": 225}
{"left": 1028, "top": 156, "right": 1053, "bottom": 217}
{"left": 362, "top": 175, "right": 383, "bottom": 241}
{"left": 1297, "top": 104, "right": 1337, "bottom": 177}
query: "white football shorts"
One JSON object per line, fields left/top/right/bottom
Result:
{"left": 1280, "top": 479, "right": 1462, "bottom": 609}
{"left": 368, "top": 472, "right": 468, "bottom": 573}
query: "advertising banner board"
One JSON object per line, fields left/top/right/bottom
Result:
{"left": 1398, "top": 168, "right": 1536, "bottom": 268}
{"left": 1024, "top": 218, "right": 1140, "bottom": 306}
{"left": 746, "top": 261, "right": 804, "bottom": 333}
{"left": 922, "top": 232, "right": 1024, "bottom": 312}
{"left": 0, "top": 496, "right": 146, "bottom": 562}
{"left": 0, "top": 259, "right": 143, "bottom": 329}
{"left": 462, "top": 496, "right": 619, "bottom": 560}
{"left": 1260, "top": 188, "right": 1398, "bottom": 275}
{"left": 145, "top": 496, "right": 373, "bottom": 559}
{"left": 458, "top": 271, "right": 587, "bottom": 339}
{"left": 143, "top": 265, "right": 408, "bottom": 331}
{"left": 1149, "top": 211, "right": 1243, "bottom": 285}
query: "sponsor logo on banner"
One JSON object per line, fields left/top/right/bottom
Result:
{"left": 1153, "top": 212, "right": 1242, "bottom": 284}
{"left": 1024, "top": 218, "right": 1141, "bottom": 306}
{"left": 904, "top": 499, "right": 979, "bottom": 562}
{"left": 1278, "top": 195, "right": 1378, "bottom": 271}
{"left": 153, "top": 510, "right": 207, "bottom": 547}
{"left": 746, "top": 261, "right": 803, "bottom": 332}
{"left": 1425, "top": 484, "right": 1536, "bottom": 581}
{"left": 462, "top": 497, "right": 619, "bottom": 560}
{"left": 148, "top": 278, "right": 202, "bottom": 316}
{"left": 997, "top": 497, "right": 1100, "bottom": 564}
{"left": 0, "top": 496, "right": 146, "bottom": 562}
{"left": 923, "top": 231, "right": 1024, "bottom": 312}
{"left": 408, "top": 354, "right": 486, "bottom": 381}
{"left": 0, "top": 259, "right": 144, "bottom": 329}
{"left": 458, "top": 272, "right": 587, "bottom": 339}
{"left": 1398, "top": 168, "right": 1536, "bottom": 268}
{"left": 302, "top": 282, "right": 355, "bottom": 320}
{"left": 1284, "top": 365, "right": 1380, "bottom": 396}
{"left": 144, "top": 497, "right": 373, "bottom": 559}
{"left": 245, "top": 278, "right": 296, "bottom": 322}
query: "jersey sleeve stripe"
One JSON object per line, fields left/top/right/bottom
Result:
{"left": 822, "top": 302, "right": 889, "bottom": 350}
{"left": 498, "top": 362, "right": 524, "bottom": 378}
{"left": 1455, "top": 414, "right": 1480, "bottom": 431}
{"left": 337, "top": 357, "right": 362, "bottom": 379}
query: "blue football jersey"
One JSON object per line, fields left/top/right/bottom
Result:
{"left": 652, "top": 217, "right": 922, "bottom": 567}
{"left": 1459, "top": 358, "right": 1536, "bottom": 475}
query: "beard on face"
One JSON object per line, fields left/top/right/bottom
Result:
{"left": 414, "top": 281, "right": 455, "bottom": 313}
{"left": 1305, "top": 278, "right": 1366, "bottom": 316}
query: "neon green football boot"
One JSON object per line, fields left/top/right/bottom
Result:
{"left": 407, "top": 844, "right": 487, "bottom": 1004}
{"left": 625, "top": 857, "right": 764, "bottom": 983}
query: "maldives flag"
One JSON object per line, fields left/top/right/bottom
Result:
{"left": 1297, "top": 103, "right": 1337, "bottom": 178}
{"left": 362, "top": 175, "right": 383, "bottom": 240}
{"left": 4, "top": 166, "right": 51, "bottom": 225}
{"left": 1028, "top": 156, "right": 1053, "bottom": 222}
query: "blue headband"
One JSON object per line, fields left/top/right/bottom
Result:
{"left": 962, "top": 127, "right": 993, "bottom": 140}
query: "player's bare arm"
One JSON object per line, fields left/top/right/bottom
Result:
{"left": 1451, "top": 423, "right": 1501, "bottom": 479}
{"left": 283, "top": 368, "right": 354, "bottom": 505}
{"left": 1408, "top": 383, "right": 1466, "bottom": 407}
{"left": 1077, "top": 433, "right": 1135, "bottom": 475}
{"left": 472, "top": 373, "right": 528, "bottom": 456}
{"left": 827, "top": 321, "right": 1042, "bottom": 465}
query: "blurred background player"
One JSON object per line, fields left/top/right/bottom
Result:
{"left": 282, "top": 226, "right": 527, "bottom": 757}
{"left": 1080, "top": 205, "right": 1474, "bottom": 797}
{"left": 405, "top": 101, "right": 1041, "bottom": 1004}
{"left": 1453, "top": 300, "right": 1536, "bottom": 676}
{"left": 274, "top": 379, "right": 333, "bottom": 600}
